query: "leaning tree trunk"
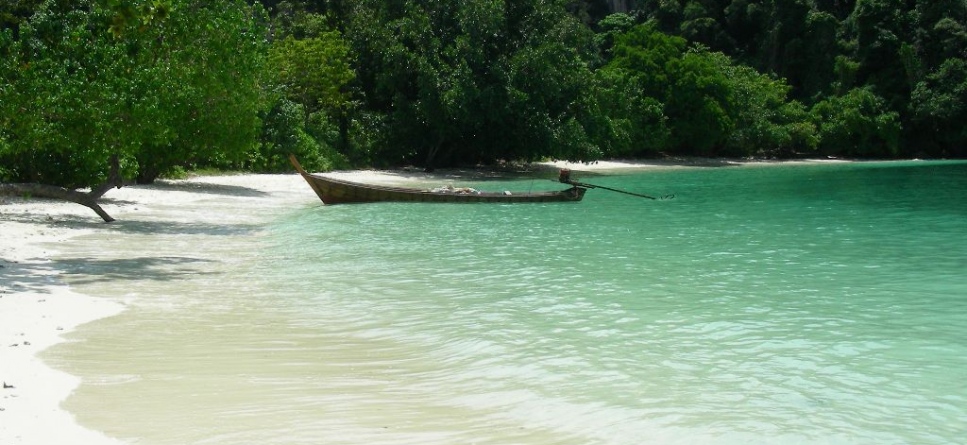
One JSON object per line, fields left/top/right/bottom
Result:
{"left": 0, "top": 156, "right": 123, "bottom": 222}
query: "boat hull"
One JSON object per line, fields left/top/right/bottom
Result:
{"left": 289, "top": 155, "right": 585, "bottom": 205}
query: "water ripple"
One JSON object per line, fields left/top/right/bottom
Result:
{"left": 53, "top": 161, "right": 967, "bottom": 445}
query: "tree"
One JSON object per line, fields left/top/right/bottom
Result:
{"left": 913, "top": 0, "right": 967, "bottom": 68}
{"left": 593, "top": 67, "right": 669, "bottom": 157}
{"left": 261, "top": 31, "right": 354, "bottom": 170}
{"left": 813, "top": 0, "right": 856, "bottom": 21}
{"left": 0, "top": 0, "right": 268, "bottom": 220}
{"left": 635, "top": 0, "right": 684, "bottom": 34}
{"left": 664, "top": 47, "right": 735, "bottom": 155}
{"left": 0, "top": 0, "right": 44, "bottom": 36}
{"left": 346, "top": 0, "right": 603, "bottom": 169}
{"left": 603, "top": 23, "right": 733, "bottom": 155}
{"left": 0, "top": 0, "right": 142, "bottom": 189}
{"left": 269, "top": 34, "right": 353, "bottom": 118}
{"left": 254, "top": 97, "right": 348, "bottom": 172}
{"left": 799, "top": 10, "right": 842, "bottom": 98}
{"left": 717, "top": 55, "right": 817, "bottom": 156}
{"left": 810, "top": 87, "right": 901, "bottom": 157}
{"left": 260, "top": 3, "right": 360, "bottom": 169}
{"left": 844, "top": 0, "right": 916, "bottom": 117}
{"left": 593, "top": 12, "right": 636, "bottom": 61}
{"left": 601, "top": 22, "right": 816, "bottom": 157}
{"left": 0, "top": 1, "right": 128, "bottom": 219}
{"left": 119, "top": 0, "right": 268, "bottom": 183}
{"left": 910, "top": 58, "right": 967, "bottom": 157}
{"left": 679, "top": 0, "right": 733, "bottom": 53}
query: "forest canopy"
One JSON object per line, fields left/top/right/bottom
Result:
{"left": 1, "top": 0, "right": 965, "bottom": 189}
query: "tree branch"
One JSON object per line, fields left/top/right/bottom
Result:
{"left": 0, "top": 182, "right": 117, "bottom": 223}
{"left": 0, "top": 156, "right": 128, "bottom": 222}
{"left": 89, "top": 154, "right": 124, "bottom": 199}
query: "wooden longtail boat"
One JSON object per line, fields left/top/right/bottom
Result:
{"left": 289, "top": 155, "right": 586, "bottom": 205}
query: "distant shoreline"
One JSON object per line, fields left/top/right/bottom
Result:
{"left": 320, "top": 156, "right": 862, "bottom": 185}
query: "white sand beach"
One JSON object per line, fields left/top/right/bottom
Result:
{"left": 1, "top": 174, "right": 309, "bottom": 445}
{"left": 0, "top": 158, "right": 847, "bottom": 444}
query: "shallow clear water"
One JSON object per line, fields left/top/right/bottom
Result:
{"left": 52, "top": 161, "right": 967, "bottom": 444}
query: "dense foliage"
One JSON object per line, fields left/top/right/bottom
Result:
{"left": 1, "top": 0, "right": 965, "bottom": 188}
{"left": 631, "top": 0, "right": 966, "bottom": 158}
{"left": 0, "top": 0, "right": 267, "bottom": 186}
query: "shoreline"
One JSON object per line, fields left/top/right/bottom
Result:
{"left": 0, "top": 156, "right": 911, "bottom": 444}
{"left": 320, "top": 156, "right": 858, "bottom": 184}
{"left": 0, "top": 209, "right": 126, "bottom": 444}
{"left": 0, "top": 174, "right": 310, "bottom": 445}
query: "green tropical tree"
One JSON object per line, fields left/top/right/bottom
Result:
{"left": 118, "top": 0, "right": 268, "bottom": 183}
{"left": 601, "top": 24, "right": 703, "bottom": 155}
{"left": 717, "top": 55, "right": 817, "bottom": 156}
{"left": 346, "top": 0, "right": 603, "bottom": 169}
{"left": 910, "top": 58, "right": 967, "bottom": 157}
{"left": 601, "top": 22, "right": 815, "bottom": 157}
{"left": 811, "top": 87, "right": 901, "bottom": 157}
{"left": 0, "top": 0, "right": 268, "bottom": 219}
{"left": 0, "top": 0, "right": 142, "bottom": 188}
{"left": 269, "top": 34, "right": 354, "bottom": 121}
{"left": 258, "top": 30, "right": 354, "bottom": 171}
{"left": 592, "top": 67, "right": 669, "bottom": 157}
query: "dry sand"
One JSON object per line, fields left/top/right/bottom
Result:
{"left": 0, "top": 158, "right": 842, "bottom": 444}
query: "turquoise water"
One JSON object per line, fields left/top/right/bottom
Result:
{"left": 55, "top": 161, "right": 967, "bottom": 444}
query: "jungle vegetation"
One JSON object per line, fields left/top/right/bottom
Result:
{"left": 1, "top": 0, "right": 965, "bottom": 191}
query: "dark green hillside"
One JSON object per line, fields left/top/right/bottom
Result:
{"left": 2, "top": 0, "right": 964, "bottom": 194}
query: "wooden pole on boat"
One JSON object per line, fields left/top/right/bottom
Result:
{"left": 558, "top": 169, "right": 671, "bottom": 200}
{"left": 570, "top": 181, "right": 661, "bottom": 199}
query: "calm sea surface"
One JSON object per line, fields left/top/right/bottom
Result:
{"left": 51, "top": 161, "right": 967, "bottom": 444}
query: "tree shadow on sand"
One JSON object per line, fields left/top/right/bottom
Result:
{"left": 137, "top": 181, "right": 270, "bottom": 197}
{"left": 0, "top": 256, "right": 215, "bottom": 295}
{"left": 0, "top": 212, "right": 260, "bottom": 237}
